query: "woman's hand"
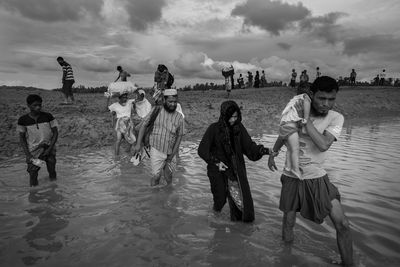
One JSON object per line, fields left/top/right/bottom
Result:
{"left": 216, "top": 162, "right": 228, "bottom": 171}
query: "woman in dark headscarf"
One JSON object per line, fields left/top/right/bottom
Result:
{"left": 198, "top": 100, "right": 273, "bottom": 222}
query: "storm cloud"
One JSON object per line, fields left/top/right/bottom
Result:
{"left": 232, "top": 0, "right": 310, "bottom": 35}
{"left": 0, "top": 0, "right": 102, "bottom": 22}
{"left": 343, "top": 34, "right": 400, "bottom": 59}
{"left": 300, "top": 12, "right": 348, "bottom": 44}
{"left": 277, "top": 42, "right": 291, "bottom": 50}
{"left": 126, "top": 0, "right": 167, "bottom": 31}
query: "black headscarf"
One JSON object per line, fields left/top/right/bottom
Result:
{"left": 218, "top": 100, "right": 242, "bottom": 180}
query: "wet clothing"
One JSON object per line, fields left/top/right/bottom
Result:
{"left": 198, "top": 101, "right": 267, "bottom": 222}
{"left": 282, "top": 110, "right": 344, "bottom": 180}
{"left": 17, "top": 112, "right": 58, "bottom": 152}
{"left": 26, "top": 145, "right": 57, "bottom": 186}
{"left": 279, "top": 174, "right": 340, "bottom": 224}
{"left": 108, "top": 99, "right": 135, "bottom": 118}
{"left": 17, "top": 112, "right": 58, "bottom": 186}
{"left": 115, "top": 117, "right": 136, "bottom": 144}
{"left": 279, "top": 109, "right": 344, "bottom": 223}
{"left": 147, "top": 107, "right": 184, "bottom": 155}
{"left": 109, "top": 100, "right": 136, "bottom": 144}
{"left": 150, "top": 146, "right": 176, "bottom": 179}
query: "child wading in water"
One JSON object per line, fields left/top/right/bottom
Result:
{"left": 274, "top": 88, "right": 312, "bottom": 179}
{"left": 108, "top": 92, "right": 136, "bottom": 156}
{"left": 17, "top": 94, "right": 59, "bottom": 186}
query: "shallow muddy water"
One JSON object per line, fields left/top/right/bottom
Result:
{"left": 1, "top": 118, "right": 399, "bottom": 266}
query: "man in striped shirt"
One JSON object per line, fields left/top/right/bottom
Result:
{"left": 133, "top": 89, "right": 184, "bottom": 186}
{"left": 57, "top": 56, "right": 75, "bottom": 104}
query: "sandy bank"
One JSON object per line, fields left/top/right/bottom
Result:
{"left": 1, "top": 86, "right": 400, "bottom": 159}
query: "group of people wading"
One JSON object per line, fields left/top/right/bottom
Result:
{"left": 18, "top": 57, "right": 353, "bottom": 266}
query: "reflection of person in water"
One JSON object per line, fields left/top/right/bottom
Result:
{"left": 23, "top": 185, "right": 69, "bottom": 265}
{"left": 206, "top": 222, "right": 252, "bottom": 266}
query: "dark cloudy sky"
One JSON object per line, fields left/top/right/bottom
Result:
{"left": 0, "top": 0, "right": 399, "bottom": 89}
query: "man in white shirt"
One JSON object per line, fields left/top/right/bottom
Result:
{"left": 268, "top": 76, "right": 353, "bottom": 266}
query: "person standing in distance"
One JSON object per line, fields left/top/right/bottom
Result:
{"left": 57, "top": 57, "right": 75, "bottom": 104}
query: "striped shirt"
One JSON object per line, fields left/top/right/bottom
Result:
{"left": 63, "top": 63, "right": 74, "bottom": 81}
{"left": 148, "top": 107, "right": 184, "bottom": 155}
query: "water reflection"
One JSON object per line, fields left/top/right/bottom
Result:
{"left": 207, "top": 222, "right": 253, "bottom": 267}
{"left": 22, "top": 184, "right": 69, "bottom": 265}
{"left": 0, "top": 118, "right": 399, "bottom": 266}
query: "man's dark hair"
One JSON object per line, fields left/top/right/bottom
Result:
{"left": 27, "top": 94, "right": 42, "bottom": 105}
{"left": 57, "top": 56, "right": 64, "bottom": 61}
{"left": 310, "top": 76, "right": 339, "bottom": 94}
{"left": 117, "top": 66, "right": 122, "bottom": 71}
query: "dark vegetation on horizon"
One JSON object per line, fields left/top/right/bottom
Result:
{"left": 1, "top": 77, "right": 399, "bottom": 94}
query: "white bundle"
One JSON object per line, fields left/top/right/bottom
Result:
{"left": 222, "top": 66, "right": 234, "bottom": 78}
{"left": 104, "top": 81, "right": 138, "bottom": 97}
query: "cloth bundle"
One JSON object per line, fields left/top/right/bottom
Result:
{"left": 104, "top": 81, "right": 137, "bottom": 97}
{"left": 222, "top": 66, "right": 234, "bottom": 78}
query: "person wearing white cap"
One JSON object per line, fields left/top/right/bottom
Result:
{"left": 133, "top": 88, "right": 184, "bottom": 186}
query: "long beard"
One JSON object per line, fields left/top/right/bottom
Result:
{"left": 164, "top": 103, "right": 177, "bottom": 113}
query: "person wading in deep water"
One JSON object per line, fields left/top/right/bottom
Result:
{"left": 268, "top": 76, "right": 353, "bottom": 266}
{"left": 198, "top": 100, "right": 273, "bottom": 222}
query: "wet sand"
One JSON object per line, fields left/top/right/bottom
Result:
{"left": 1, "top": 86, "right": 400, "bottom": 159}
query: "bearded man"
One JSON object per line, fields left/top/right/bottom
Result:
{"left": 133, "top": 89, "right": 184, "bottom": 186}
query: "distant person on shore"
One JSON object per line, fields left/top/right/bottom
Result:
{"left": 273, "top": 86, "right": 312, "bottom": 179}
{"left": 290, "top": 69, "right": 297, "bottom": 88}
{"left": 379, "top": 69, "right": 386, "bottom": 86}
{"left": 316, "top": 67, "right": 321, "bottom": 79}
{"left": 198, "top": 100, "right": 273, "bottom": 222}
{"left": 57, "top": 57, "right": 75, "bottom": 105}
{"left": 268, "top": 76, "right": 353, "bottom": 266}
{"left": 350, "top": 69, "right": 356, "bottom": 86}
{"left": 247, "top": 71, "right": 253, "bottom": 88}
{"left": 374, "top": 74, "right": 380, "bottom": 86}
{"left": 108, "top": 92, "right": 136, "bottom": 156}
{"left": 153, "top": 64, "right": 174, "bottom": 104}
{"left": 237, "top": 74, "right": 245, "bottom": 89}
{"left": 222, "top": 65, "right": 235, "bottom": 98}
{"left": 114, "top": 66, "right": 131, "bottom": 82}
{"left": 299, "top": 70, "right": 309, "bottom": 88}
{"left": 261, "top": 70, "right": 267, "bottom": 87}
{"left": 254, "top": 71, "right": 260, "bottom": 88}
{"left": 133, "top": 89, "right": 184, "bottom": 186}
{"left": 17, "top": 94, "right": 58, "bottom": 187}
